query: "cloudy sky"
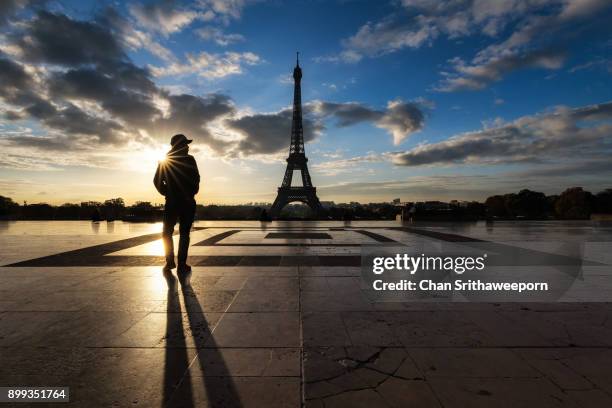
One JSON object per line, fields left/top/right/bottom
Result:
{"left": 1, "top": 0, "right": 611, "bottom": 205}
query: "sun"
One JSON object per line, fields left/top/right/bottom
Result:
{"left": 144, "top": 146, "right": 168, "bottom": 165}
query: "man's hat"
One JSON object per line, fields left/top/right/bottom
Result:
{"left": 170, "top": 134, "right": 192, "bottom": 147}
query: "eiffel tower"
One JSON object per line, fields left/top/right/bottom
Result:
{"left": 270, "top": 53, "right": 322, "bottom": 218}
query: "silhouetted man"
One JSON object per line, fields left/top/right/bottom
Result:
{"left": 154, "top": 134, "right": 200, "bottom": 273}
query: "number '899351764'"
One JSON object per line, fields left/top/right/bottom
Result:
{"left": 1, "top": 387, "right": 69, "bottom": 402}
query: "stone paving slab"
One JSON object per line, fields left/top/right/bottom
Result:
{"left": 1, "top": 221, "right": 612, "bottom": 407}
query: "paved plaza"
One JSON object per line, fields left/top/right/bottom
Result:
{"left": 1, "top": 220, "right": 612, "bottom": 407}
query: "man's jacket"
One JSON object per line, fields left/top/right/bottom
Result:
{"left": 154, "top": 150, "right": 200, "bottom": 202}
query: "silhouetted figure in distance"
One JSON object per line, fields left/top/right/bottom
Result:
{"left": 154, "top": 134, "right": 200, "bottom": 274}
{"left": 91, "top": 208, "right": 101, "bottom": 222}
{"left": 259, "top": 208, "right": 270, "bottom": 222}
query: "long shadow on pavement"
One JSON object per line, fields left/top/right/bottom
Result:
{"left": 164, "top": 270, "right": 242, "bottom": 407}
{"left": 162, "top": 271, "right": 194, "bottom": 407}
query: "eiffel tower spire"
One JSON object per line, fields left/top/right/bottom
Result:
{"left": 289, "top": 52, "right": 304, "bottom": 157}
{"left": 270, "top": 55, "right": 322, "bottom": 218}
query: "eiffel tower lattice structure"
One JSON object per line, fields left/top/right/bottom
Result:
{"left": 270, "top": 54, "right": 323, "bottom": 218}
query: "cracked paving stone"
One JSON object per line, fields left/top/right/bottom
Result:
{"left": 377, "top": 377, "right": 441, "bottom": 408}
{"left": 364, "top": 348, "right": 410, "bottom": 375}
{"left": 327, "top": 367, "right": 388, "bottom": 392}
{"left": 305, "top": 346, "right": 404, "bottom": 400}
{"left": 304, "top": 349, "right": 347, "bottom": 383}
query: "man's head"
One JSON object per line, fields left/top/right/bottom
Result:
{"left": 170, "top": 134, "right": 192, "bottom": 152}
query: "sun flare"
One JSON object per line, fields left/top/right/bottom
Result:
{"left": 143, "top": 146, "right": 168, "bottom": 165}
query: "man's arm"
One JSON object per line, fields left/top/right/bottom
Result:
{"left": 153, "top": 162, "right": 166, "bottom": 196}
{"left": 190, "top": 156, "right": 200, "bottom": 195}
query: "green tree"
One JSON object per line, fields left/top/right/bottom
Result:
{"left": 0, "top": 196, "right": 19, "bottom": 218}
{"left": 595, "top": 189, "right": 612, "bottom": 214}
{"left": 555, "top": 187, "right": 594, "bottom": 219}
{"left": 508, "top": 189, "right": 548, "bottom": 218}
{"left": 485, "top": 195, "right": 507, "bottom": 217}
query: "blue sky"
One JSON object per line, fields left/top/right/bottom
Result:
{"left": 0, "top": 0, "right": 611, "bottom": 204}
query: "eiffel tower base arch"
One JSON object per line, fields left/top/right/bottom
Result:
{"left": 270, "top": 186, "right": 322, "bottom": 218}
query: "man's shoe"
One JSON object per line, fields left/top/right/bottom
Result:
{"left": 163, "top": 259, "right": 176, "bottom": 271}
{"left": 177, "top": 264, "right": 192, "bottom": 286}
{"left": 177, "top": 263, "right": 191, "bottom": 274}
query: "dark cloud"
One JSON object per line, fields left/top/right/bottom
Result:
{"left": 24, "top": 99, "right": 56, "bottom": 119}
{"left": 0, "top": 0, "right": 21, "bottom": 22}
{"left": 166, "top": 93, "right": 235, "bottom": 124}
{"left": 3, "top": 110, "right": 24, "bottom": 120}
{"left": 0, "top": 0, "right": 33, "bottom": 24}
{"left": 1, "top": 6, "right": 424, "bottom": 164}
{"left": 0, "top": 56, "right": 37, "bottom": 105}
{"left": 108, "top": 61, "right": 158, "bottom": 94}
{"left": 15, "top": 11, "right": 125, "bottom": 66}
{"left": 0, "top": 57, "right": 68, "bottom": 136}
{"left": 311, "top": 102, "right": 382, "bottom": 126}
{"left": 312, "top": 99, "right": 426, "bottom": 144}
{"left": 225, "top": 108, "right": 324, "bottom": 156}
{"left": 0, "top": 10, "right": 204, "bottom": 152}
{"left": 0, "top": 56, "right": 30, "bottom": 87}
{"left": 225, "top": 99, "right": 426, "bottom": 156}
{"left": 392, "top": 137, "right": 513, "bottom": 166}
{"left": 376, "top": 100, "right": 426, "bottom": 145}
{"left": 153, "top": 93, "right": 236, "bottom": 151}
{"left": 1, "top": 10, "right": 151, "bottom": 145}
{"left": 0, "top": 55, "right": 125, "bottom": 146}
{"left": 438, "top": 48, "right": 567, "bottom": 91}
{"left": 42, "top": 104, "right": 124, "bottom": 144}
{"left": 389, "top": 101, "right": 612, "bottom": 166}
{"left": 18, "top": 100, "right": 124, "bottom": 146}
{"left": 0, "top": 9, "right": 256, "bottom": 156}
{"left": 49, "top": 68, "right": 161, "bottom": 127}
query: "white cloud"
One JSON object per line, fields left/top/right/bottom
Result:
{"left": 338, "top": 16, "right": 438, "bottom": 61}
{"left": 313, "top": 152, "right": 385, "bottom": 176}
{"left": 122, "top": 26, "right": 176, "bottom": 61}
{"left": 129, "top": 1, "right": 200, "bottom": 35}
{"left": 320, "top": 0, "right": 611, "bottom": 91}
{"left": 150, "top": 51, "right": 261, "bottom": 78}
{"left": 321, "top": 0, "right": 561, "bottom": 63}
{"left": 196, "top": 27, "right": 244, "bottom": 46}
{"left": 313, "top": 100, "right": 612, "bottom": 191}
{"left": 389, "top": 101, "right": 612, "bottom": 166}
{"left": 568, "top": 58, "right": 612, "bottom": 74}
{"left": 197, "top": 0, "right": 250, "bottom": 22}
{"left": 434, "top": 0, "right": 611, "bottom": 91}
{"left": 436, "top": 49, "right": 567, "bottom": 91}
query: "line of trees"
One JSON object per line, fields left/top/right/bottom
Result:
{"left": 0, "top": 196, "right": 402, "bottom": 221}
{"left": 485, "top": 187, "right": 612, "bottom": 220}
{"left": 1, "top": 186, "right": 611, "bottom": 221}
{"left": 0, "top": 197, "right": 164, "bottom": 221}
